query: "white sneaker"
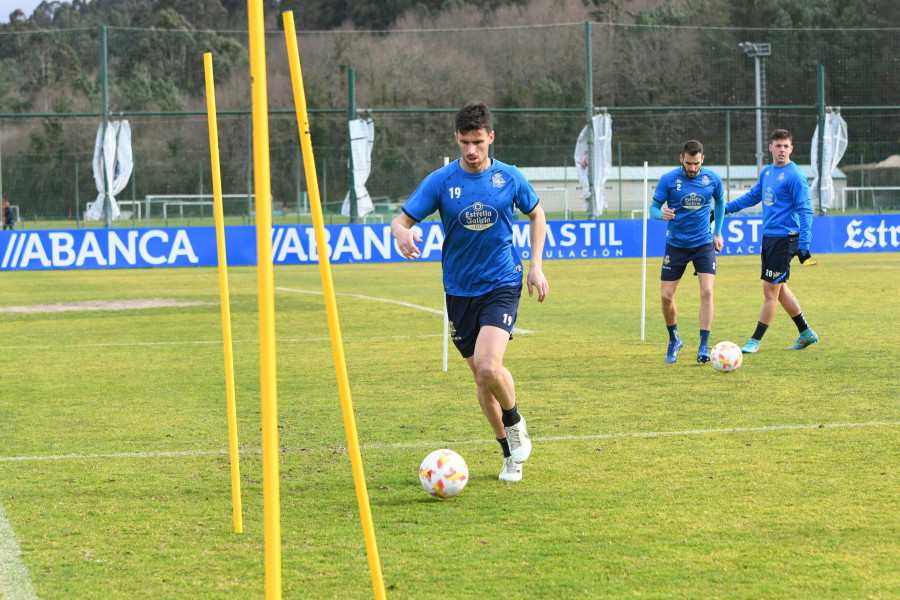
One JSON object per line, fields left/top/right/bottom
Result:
{"left": 505, "top": 418, "right": 532, "bottom": 463}
{"left": 498, "top": 456, "right": 522, "bottom": 482}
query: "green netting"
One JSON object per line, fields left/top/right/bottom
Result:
{"left": 0, "top": 23, "right": 898, "bottom": 224}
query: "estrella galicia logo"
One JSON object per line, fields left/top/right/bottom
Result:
{"left": 764, "top": 186, "right": 776, "bottom": 206}
{"left": 680, "top": 192, "right": 704, "bottom": 210}
{"left": 458, "top": 202, "right": 499, "bottom": 231}
{"left": 492, "top": 173, "right": 506, "bottom": 188}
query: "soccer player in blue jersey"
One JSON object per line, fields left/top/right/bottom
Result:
{"left": 726, "top": 129, "right": 818, "bottom": 354}
{"left": 390, "top": 102, "right": 549, "bottom": 483}
{"left": 650, "top": 140, "right": 725, "bottom": 364}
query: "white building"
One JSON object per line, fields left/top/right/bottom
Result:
{"left": 519, "top": 165, "right": 847, "bottom": 218}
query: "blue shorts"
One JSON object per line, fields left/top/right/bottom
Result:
{"left": 760, "top": 234, "right": 798, "bottom": 283}
{"left": 445, "top": 285, "right": 521, "bottom": 359}
{"left": 660, "top": 242, "right": 717, "bottom": 281}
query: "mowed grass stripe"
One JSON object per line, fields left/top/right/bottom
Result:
{"left": 2, "top": 420, "right": 897, "bottom": 462}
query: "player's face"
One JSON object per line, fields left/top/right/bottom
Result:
{"left": 680, "top": 152, "right": 704, "bottom": 178}
{"left": 769, "top": 138, "right": 793, "bottom": 166}
{"left": 456, "top": 128, "right": 494, "bottom": 173}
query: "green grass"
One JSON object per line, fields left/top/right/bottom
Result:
{"left": 0, "top": 253, "right": 898, "bottom": 598}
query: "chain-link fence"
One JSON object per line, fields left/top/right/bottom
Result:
{"left": 1, "top": 22, "right": 899, "bottom": 227}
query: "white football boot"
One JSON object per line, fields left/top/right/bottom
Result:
{"left": 505, "top": 418, "right": 532, "bottom": 463}
{"left": 498, "top": 456, "right": 522, "bottom": 482}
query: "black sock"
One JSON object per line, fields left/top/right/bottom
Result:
{"left": 666, "top": 323, "right": 678, "bottom": 342}
{"left": 792, "top": 312, "right": 809, "bottom": 333}
{"left": 752, "top": 321, "right": 769, "bottom": 341}
{"left": 501, "top": 403, "right": 522, "bottom": 428}
{"left": 498, "top": 437, "right": 511, "bottom": 458}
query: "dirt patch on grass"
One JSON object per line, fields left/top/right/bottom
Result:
{"left": 0, "top": 299, "right": 208, "bottom": 313}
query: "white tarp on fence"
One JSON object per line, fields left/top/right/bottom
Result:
{"left": 810, "top": 111, "right": 848, "bottom": 211}
{"left": 342, "top": 118, "right": 375, "bottom": 218}
{"left": 86, "top": 120, "right": 133, "bottom": 221}
{"left": 574, "top": 113, "right": 612, "bottom": 217}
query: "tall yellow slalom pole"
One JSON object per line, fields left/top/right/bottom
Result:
{"left": 203, "top": 52, "right": 243, "bottom": 535}
{"left": 282, "top": 12, "right": 386, "bottom": 600}
{"left": 247, "top": 2, "right": 282, "bottom": 598}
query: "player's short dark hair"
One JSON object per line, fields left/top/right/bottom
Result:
{"left": 770, "top": 129, "right": 793, "bottom": 142}
{"left": 682, "top": 140, "right": 704, "bottom": 156}
{"left": 455, "top": 102, "right": 493, "bottom": 134}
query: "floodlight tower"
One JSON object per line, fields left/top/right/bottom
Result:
{"left": 739, "top": 42, "right": 771, "bottom": 175}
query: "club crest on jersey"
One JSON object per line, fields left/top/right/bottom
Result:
{"left": 492, "top": 173, "right": 507, "bottom": 188}
{"left": 680, "top": 192, "right": 704, "bottom": 210}
{"left": 459, "top": 202, "right": 499, "bottom": 231}
{"left": 702, "top": 175, "right": 710, "bottom": 185}
{"left": 778, "top": 172, "right": 785, "bottom": 181}
{"left": 764, "top": 186, "right": 775, "bottom": 206}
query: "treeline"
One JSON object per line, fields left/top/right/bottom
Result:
{"left": 1, "top": 0, "right": 899, "bottom": 219}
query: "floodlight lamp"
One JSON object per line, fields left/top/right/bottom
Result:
{"left": 739, "top": 42, "right": 771, "bottom": 58}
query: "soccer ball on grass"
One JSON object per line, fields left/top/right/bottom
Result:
{"left": 419, "top": 449, "right": 469, "bottom": 498}
{"left": 711, "top": 341, "right": 743, "bottom": 373}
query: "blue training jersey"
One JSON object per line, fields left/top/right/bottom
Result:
{"left": 402, "top": 158, "right": 539, "bottom": 296}
{"left": 726, "top": 161, "right": 813, "bottom": 249}
{"left": 652, "top": 167, "right": 724, "bottom": 248}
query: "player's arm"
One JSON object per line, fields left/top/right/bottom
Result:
{"left": 390, "top": 211, "right": 423, "bottom": 260}
{"left": 651, "top": 177, "right": 675, "bottom": 220}
{"left": 726, "top": 182, "right": 762, "bottom": 214}
{"left": 793, "top": 175, "right": 814, "bottom": 262}
{"left": 713, "top": 196, "right": 725, "bottom": 252}
{"left": 525, "top": 203, "right": 549, "bottom": 302}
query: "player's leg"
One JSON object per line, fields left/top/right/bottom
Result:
{"left": 448, "top": 291, "right": 521, "bottom": 479}
{"left": 467, "top": 326, "right": 515, "bottom": 434}
{"left": 743, "top": 235, "right": 787, "bottom": 354}
{"left": 694, "top": 243, "right": 717, "bottom": 363}
{"left": 779, "top": 283, "right": 818, "bottom": 349}
{"left": 466, "top": 346, "right": 522, "bottom": 481}
{"left": 661, "top": 244, "right": 687, "bottom": 363}
{"left": 661, "top": 279, "right": 679, "bottom": 326}
{"left": 696, "top": 273, "right": 715, "bottom": 362}
{"left": 470, "top": 324, "right": 531, "bottom": 460}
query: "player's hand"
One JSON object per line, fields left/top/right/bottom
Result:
{"left": 796, "top": 248, "right": 812, "bottom": 264}
{"left": 527, "top": 267, "right": 548, "bottom": 303}
{"left": 661, "top": 208, "right": 675, "bottom": 221}
{"left": 713, "top": 234, "right": 723, "bottom": 253}
{"left": 394, "top": 227, "right": 422, "bottom": 260}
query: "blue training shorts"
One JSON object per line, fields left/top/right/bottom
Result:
{"left": 445, "top": 285, "right": 521, "bottom": 359}
{"left": 760, "top": 234, "right": 798, "bottom": 283}
{"left": 661, "top": 242, "right": 717, "bottom": 281}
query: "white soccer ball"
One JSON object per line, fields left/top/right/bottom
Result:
{"left": 711, "top": 341, "right": 743, "bottom": 373}
{"left": 418, "top": 449, "right": 469, "bottom": 498}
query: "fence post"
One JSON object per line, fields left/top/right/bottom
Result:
{"left": 584, "top": 21, "right": 594, "bottom": 219}
{"left": 347, "top": 67, "right": 358, "bottom": 223}
{"left": 725, "top": 110, "right": 731, "bottom": 202}
{"left": 618, "top": 140, "right": 623, "bottom": 219}
{"left": 100, "top": 25, "right": 112, "bottom": 228}
{"left": 75, "top": 161, "right": 80, "bottom": 228}
{"left": 816, "top": 64, "right": 826, "bottom": 215}
{"left": 246, "top": 115, "right": 253, "bottom": 221}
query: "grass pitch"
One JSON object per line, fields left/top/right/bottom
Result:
{"left": 0, "top": 252, "right": 898, "bottom": 598}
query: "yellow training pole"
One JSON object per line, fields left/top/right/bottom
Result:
{"left": 247, "top": 2, "right": 282, "bottom": 598}
{"left": 282, "top": 12, "right": 386, "bottom": 600}
{"left": 203, "top": 52, "right": 243, "bottom": 535}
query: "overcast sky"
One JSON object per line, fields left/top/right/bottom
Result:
{"left": 0, "top": 0, "right": 65, "bottom": 23}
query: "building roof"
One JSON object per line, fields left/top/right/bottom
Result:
{"left": 519, "top": 165, "right": 846, "bottom": 183}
